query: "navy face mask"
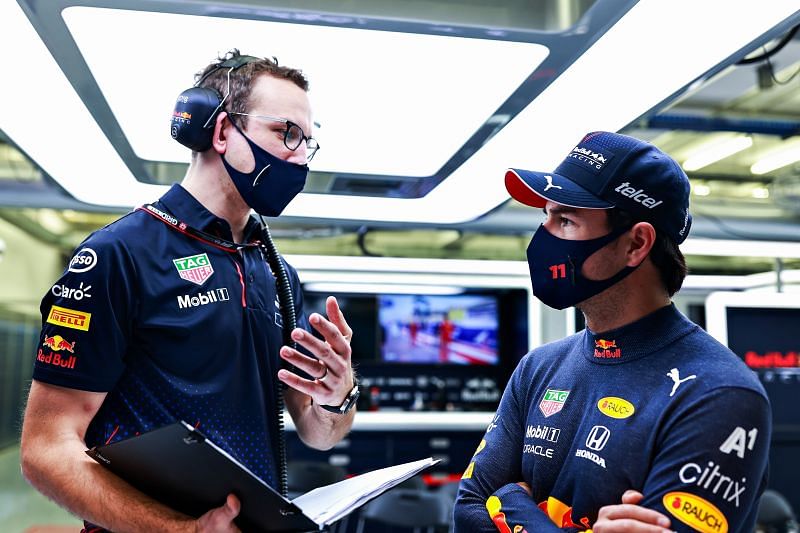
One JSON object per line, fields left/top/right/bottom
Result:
{"left": 221, "top": 120, "right": 308, "bottom": 217}
{"left": 527, "top": 224, "right": 638, "bottom": 310}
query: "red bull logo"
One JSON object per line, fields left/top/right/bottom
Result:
{"left": 43, "top": 335, "right": 75, "bottom": 353}
{"left": 594, "top": 339, "right": 621, "bottom": 358}
{"left": 172, "top": 110, "right": 192, "bottom": 120}
{"left": 486, "top": 496, "right": 528, "bottom": 533}
{"left": 744, "top": 350, "right": 798, "bottom": 368}
{"left": 37, "top": 349, "right": 77, "bottom": 369}
{"left": 595, "top": 339, "right": 616, "bottom": 349}
{"left": 537, "top": 496, "right": 591, "bottom": 529}
{"left": 46, "top": 305, "right": 91, "bottom": 331}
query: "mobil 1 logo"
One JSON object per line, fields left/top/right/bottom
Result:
{"left": 177, "top": 288, "right": 230, "bottom": 309}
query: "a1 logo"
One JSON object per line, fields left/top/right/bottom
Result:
{"left": 719, "top": 427, "right": 758, "bottom": 459}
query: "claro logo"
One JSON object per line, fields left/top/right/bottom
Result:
{"left": 597, "top": 396, "right": 635, "bottom": 419}
{"left": 663, "top": 492, "right": 728, "bottom": 533}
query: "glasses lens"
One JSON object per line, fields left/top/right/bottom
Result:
{"left": 284, "top": 124, "right": 303, "bottom": 150}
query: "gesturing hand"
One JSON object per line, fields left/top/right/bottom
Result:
{"left": 277, "top": 296, "right": 355, "bottom": 407}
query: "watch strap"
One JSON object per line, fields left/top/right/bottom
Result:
{"left": 319, "top": 384, "right": 360, "bottom": 414}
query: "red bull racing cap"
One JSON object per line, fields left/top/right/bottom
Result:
{"left": 505, "top": 131, "right": 692, "bottom": 244}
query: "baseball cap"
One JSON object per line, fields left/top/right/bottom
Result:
{"left": 505, "top": 131, "right": 692, "bottom": 244}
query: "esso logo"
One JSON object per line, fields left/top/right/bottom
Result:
{"left": 68, "top": 248, "right": 98, "bottom": 273}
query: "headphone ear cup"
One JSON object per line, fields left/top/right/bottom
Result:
{"left": 170, "top": 86, "right": 223, "bottom": 152}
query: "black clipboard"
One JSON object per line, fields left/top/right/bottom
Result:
{"left": 86, "top": 421, "right": 319, "bottom": 532}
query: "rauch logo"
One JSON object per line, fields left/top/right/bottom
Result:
{"left": 597, "top": 396, "right": 635, "bottom": 419}
{"left": 663, "top": 492, "right": 728, "bottom": 533}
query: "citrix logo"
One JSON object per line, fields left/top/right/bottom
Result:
{"left": 614, "top": 182, "right": 663, "bottom": 209}
{"left": 679, "top": 460, "right": 746, "bottom": 507}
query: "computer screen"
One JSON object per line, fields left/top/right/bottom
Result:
{"left": 378, "top": 294, "right": 498, "bottom": 365}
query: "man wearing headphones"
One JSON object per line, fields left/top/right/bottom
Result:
{"left": 20, "top": 50, "right": 358, "bottom": 532}
{"left": 454, "top": 132, "right": 771, "bottom": 532}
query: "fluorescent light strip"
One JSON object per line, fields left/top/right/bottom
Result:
{"left": 683, "top": 135, "right": 753, "bottom": 172}
{"left": 285, "top": 255, "right": 530, "bottom": 276}
{"left": 301, "top": 271, "right": 529, "bottom": 290}
{"left": 0, "top": 2, "right": 162, "bottom": 207}
{"left": 303, "top": 282, "right": 464, "bottom": 295}
{"left": 751, "top": 142, "right": 800, "bottom": 175}
{"left": 681, "top": 238, "right": 800, "bottom": 259}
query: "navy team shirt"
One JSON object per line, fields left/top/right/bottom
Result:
{"left": 33, "top": 184, "right": 310, "bottom": 489}
{"left": 454, "top": 304, "right": 771, "bottom": 533}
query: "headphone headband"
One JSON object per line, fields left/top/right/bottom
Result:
{"left": 195, "top": 54, "right": 261, "bottom": 88}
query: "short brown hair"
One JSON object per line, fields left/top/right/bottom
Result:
{"left": 608, "top": 208, "right": 688, "bottom": 296}
{"left": 195, "top": 49, "right": 309, "bottom": 130}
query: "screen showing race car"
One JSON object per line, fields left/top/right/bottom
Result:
{"left": 378, "top": 294, "right": 498, "bottom": 365}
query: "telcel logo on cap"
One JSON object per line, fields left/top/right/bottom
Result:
{"left": 614, "top": 182, "right": 663, "bottom": 209}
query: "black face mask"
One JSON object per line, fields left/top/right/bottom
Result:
{"left": 221, "top": 120, "right": 308, "bottom": 217}
{"left": 527, "top": 224, "right": 638, "bottom": 310}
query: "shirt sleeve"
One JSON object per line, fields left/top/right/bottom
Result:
{"left": 454, "top": 358, "right": 579, "bottom": 533}
{"left": 32, "top": 230, "right": 136, "bottom": 392}
{"left": 638, "top": 387, "right": 771, "bottom": 533}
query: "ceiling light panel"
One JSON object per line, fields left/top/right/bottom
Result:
{"left": 0, "top": 1, "right": 164, "bottom": 206}
{"left": 63, "top": 7, "right": 549, "bottom": 177}
{"left": 6, "top": 1, "right": 800, "bottom": 222}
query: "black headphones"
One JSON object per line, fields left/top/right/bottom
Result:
{"left": 170, "top": 55, "right": 260, "bottom": 152}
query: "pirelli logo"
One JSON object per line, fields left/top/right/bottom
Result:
{"left": 46, "top": 305, "right": 91, "bottom": 331}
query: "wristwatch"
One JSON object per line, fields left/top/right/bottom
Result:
{"left": 319, "top": 384, "right": 360, "bottom": 415}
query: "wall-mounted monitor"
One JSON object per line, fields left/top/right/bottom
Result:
{"left": 706, "top": 291, "right": 800, "bottom": 433}
{"left": 378, "top": 294, "right": 498, "bottom": 366}
{"left": 301, "top": 287, "right": 528, "bottom": 412}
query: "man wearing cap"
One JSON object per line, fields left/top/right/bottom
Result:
{"left": 454, "top": 132, "right": 770, "bottom": 532}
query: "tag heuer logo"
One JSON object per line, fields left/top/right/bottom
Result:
{"left": 539, "top": 389, "right": 570, "bottom": 418}
{"left": 173, "top": 253, "right": 214, "bottom": 286}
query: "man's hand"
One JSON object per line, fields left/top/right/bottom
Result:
{"left": 593, "top": 490, "right": 673, "bottom": 533}
{"left": 277, "top": 296, "right": 354, "bottom": 407}
{"left": 194, "top": 494, "right": 241, "bottom": 533}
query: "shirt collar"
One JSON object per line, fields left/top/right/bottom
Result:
{"left": 583, "top": 303, "right": 697, "bottom": 364}
{"left": 157, "top": 183, "right": 261, "bottom": 242}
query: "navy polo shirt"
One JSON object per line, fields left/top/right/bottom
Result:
{"left": 33, "top": 183, "right": 310, "bottom": 487}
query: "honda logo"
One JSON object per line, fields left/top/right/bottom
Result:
{"left": 585, "top": 425, "right": 610, "bottom": 452}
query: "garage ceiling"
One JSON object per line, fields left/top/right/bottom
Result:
{"left": 0, "top": 1, "right": 799, "bottom": 270}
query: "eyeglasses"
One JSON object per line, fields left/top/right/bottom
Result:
{"left": 228, "top": 112, "right": 320, "bottom": 163}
